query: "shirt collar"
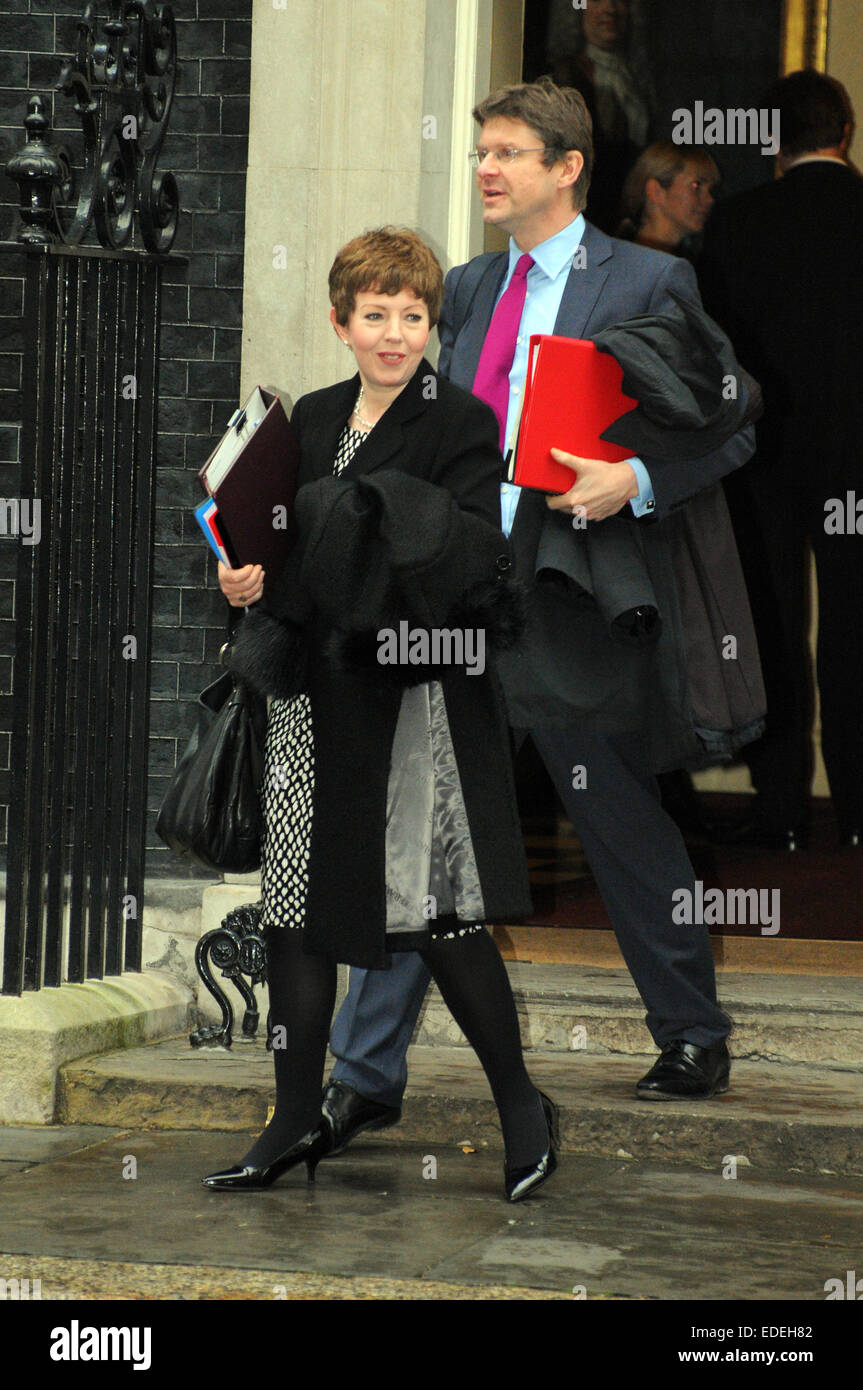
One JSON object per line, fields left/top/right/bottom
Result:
{"left": 508, "top": 213, "right": 586, "bottom": 283}
{"left": 784, "top": 153, "right": 848, "bottom": 170}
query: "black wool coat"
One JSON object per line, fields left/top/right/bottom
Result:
{"left": 700, "top": 160, "right": 863, "bottom": 492}
{"left": 228, "top": 360, "right": 532, "bottom": 968}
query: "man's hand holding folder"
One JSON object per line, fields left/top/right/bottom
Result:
{"left": 544, "top": 449, "right": 640, "bottom": 523}
{"left": 507, "top": 334, "right": 640, "bottom": 522}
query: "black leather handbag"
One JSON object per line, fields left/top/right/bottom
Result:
{"left": 156, "top": 664, "right": 268, "bottom": 875}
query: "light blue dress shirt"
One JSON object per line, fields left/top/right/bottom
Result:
{"left": 495, "top": 214, "right": 654, "bottom": 536}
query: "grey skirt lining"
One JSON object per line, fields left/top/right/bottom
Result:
{"left": 384, "top": 680, "right": 486, "bottom": 942}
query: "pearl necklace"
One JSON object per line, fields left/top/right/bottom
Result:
{"left": 352, "top": 384, "right": 376, "bottom": 432}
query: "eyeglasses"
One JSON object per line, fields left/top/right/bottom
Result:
{"left": 468, "top": 146, "right": 562, "bottom": 166}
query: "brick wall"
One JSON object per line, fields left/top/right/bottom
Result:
{"left": 0, "top": 0, "right": 254, "bottom": 875}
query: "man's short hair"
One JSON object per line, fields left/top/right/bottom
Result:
{"left": 328, "top": 226, "right": 444, "bottom": 327}
{"left": 473, "top": 75, "right": 594, "bottom": 209}
{"left": 768, "top": 68, "right": 853, "bottom": 158}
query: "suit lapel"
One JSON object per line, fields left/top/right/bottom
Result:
{"left": 552, "top": 221, "right": 614, "bottom": 340}
{"left": 448, "top": 254, "right": 508, "bottom": 389}
{"left": 301, "top": 377, "right": 356, "bottom": 482}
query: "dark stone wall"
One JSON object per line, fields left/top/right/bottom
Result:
{"left": 0, "top": 0, "right": 254, "bottom": 874}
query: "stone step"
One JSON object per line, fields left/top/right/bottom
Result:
{"left": 58, "top": 1035, "right": 863, "bottom": 1178}
{"left": 413, "top": 964, "right": 863, "bottom": 1065}
{"left": 190, "top": 959, "right": 863, "bottom": 1066}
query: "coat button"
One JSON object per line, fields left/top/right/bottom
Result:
{"left": 495, "top": 555, "right": 511, "bottom": 573}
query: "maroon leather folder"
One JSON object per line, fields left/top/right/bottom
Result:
{"left": 197, "top": 387, "right": 299, "bottom": 589}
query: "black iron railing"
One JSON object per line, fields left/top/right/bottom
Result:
{"left": 1, "top": 2, "right": 186, "bottom": 994}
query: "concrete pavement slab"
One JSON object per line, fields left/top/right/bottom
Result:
{"left": 0, "top": 1125, "right": 121, "bottom": 1163}
{"left": 0, "top": 1128, "right": 861, "bottom": 1301}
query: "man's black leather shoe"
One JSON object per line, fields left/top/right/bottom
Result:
{"left": 321, "top": 1079, "right": 401, "bottom": 1155}
{"left": 636, "top": 1040, "right": 731, "bottom": 1100}
{"left": 840, "top": 827, "right": 862, "bottom": 848}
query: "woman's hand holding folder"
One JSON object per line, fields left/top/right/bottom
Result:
{"left": 218, "top": 560, "right": 265, "bottom": 608}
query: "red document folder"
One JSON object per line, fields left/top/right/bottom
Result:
{"left": 508, "top": 335, "right": 638, "bottom": 493}
{"left": 197, "top": 386, "right": 300, "bottom": 588}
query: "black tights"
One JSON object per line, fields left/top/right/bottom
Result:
{"left": 241, "top": 925, "right": 547, "bottom": 1170}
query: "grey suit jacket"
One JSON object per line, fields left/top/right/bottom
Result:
{"left": 436, "top": 221, "right": 758, "bottom": 770}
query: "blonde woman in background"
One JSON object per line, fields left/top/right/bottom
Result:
{"left": 617, "top": 142, "right": 719, "bottom": 254}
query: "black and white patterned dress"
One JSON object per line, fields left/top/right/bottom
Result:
{"left": 259, "top": 420, "right": 483, "bottom": 945}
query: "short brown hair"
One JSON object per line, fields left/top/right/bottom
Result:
{"left": 328, "top": 226, "right": 444, "bottom": 327}
{"left": 473, "top": 75, "right": 594, "bottom": 209}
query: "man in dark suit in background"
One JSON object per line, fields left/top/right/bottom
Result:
{"left": 321, "top": 78, "right": 757, "bottom": 1149}
{"left": 700, "top": 70, "right": 863, "bottom": 851}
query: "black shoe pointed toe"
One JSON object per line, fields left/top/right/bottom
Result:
{"left": 201, "top": 1125, "right": 329, "bottom": 1191}
{"left": 504, "top": 1091, "right": 560, "bottom": 1203}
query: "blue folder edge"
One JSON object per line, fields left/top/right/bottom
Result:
{"left": 193, "top": 497, "right": 231, "bottom": 566}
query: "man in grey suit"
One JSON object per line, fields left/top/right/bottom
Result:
{"left": 322, "top": 78, "right": 756, "bottom": 1148}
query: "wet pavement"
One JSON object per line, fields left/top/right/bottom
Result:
{"left": 1, "top": 1122, "right": 861, "bottom": 1304}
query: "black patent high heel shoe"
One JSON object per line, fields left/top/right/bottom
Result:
{"left": 504, "top": 1091, "right": 560, "bottom": 1203}
{"left": 201, "top": 1124, "right": 330, "bottom": 1191}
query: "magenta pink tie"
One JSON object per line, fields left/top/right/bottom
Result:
{"left": 473, "top": 253, "right": 534, "bottom": 451}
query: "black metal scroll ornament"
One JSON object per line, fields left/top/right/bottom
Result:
{"left": 5, "top": 1, "right": 179, "bottom": 252}
{"left": 190, "top": 903, "right": 270, "bottom": 1050}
